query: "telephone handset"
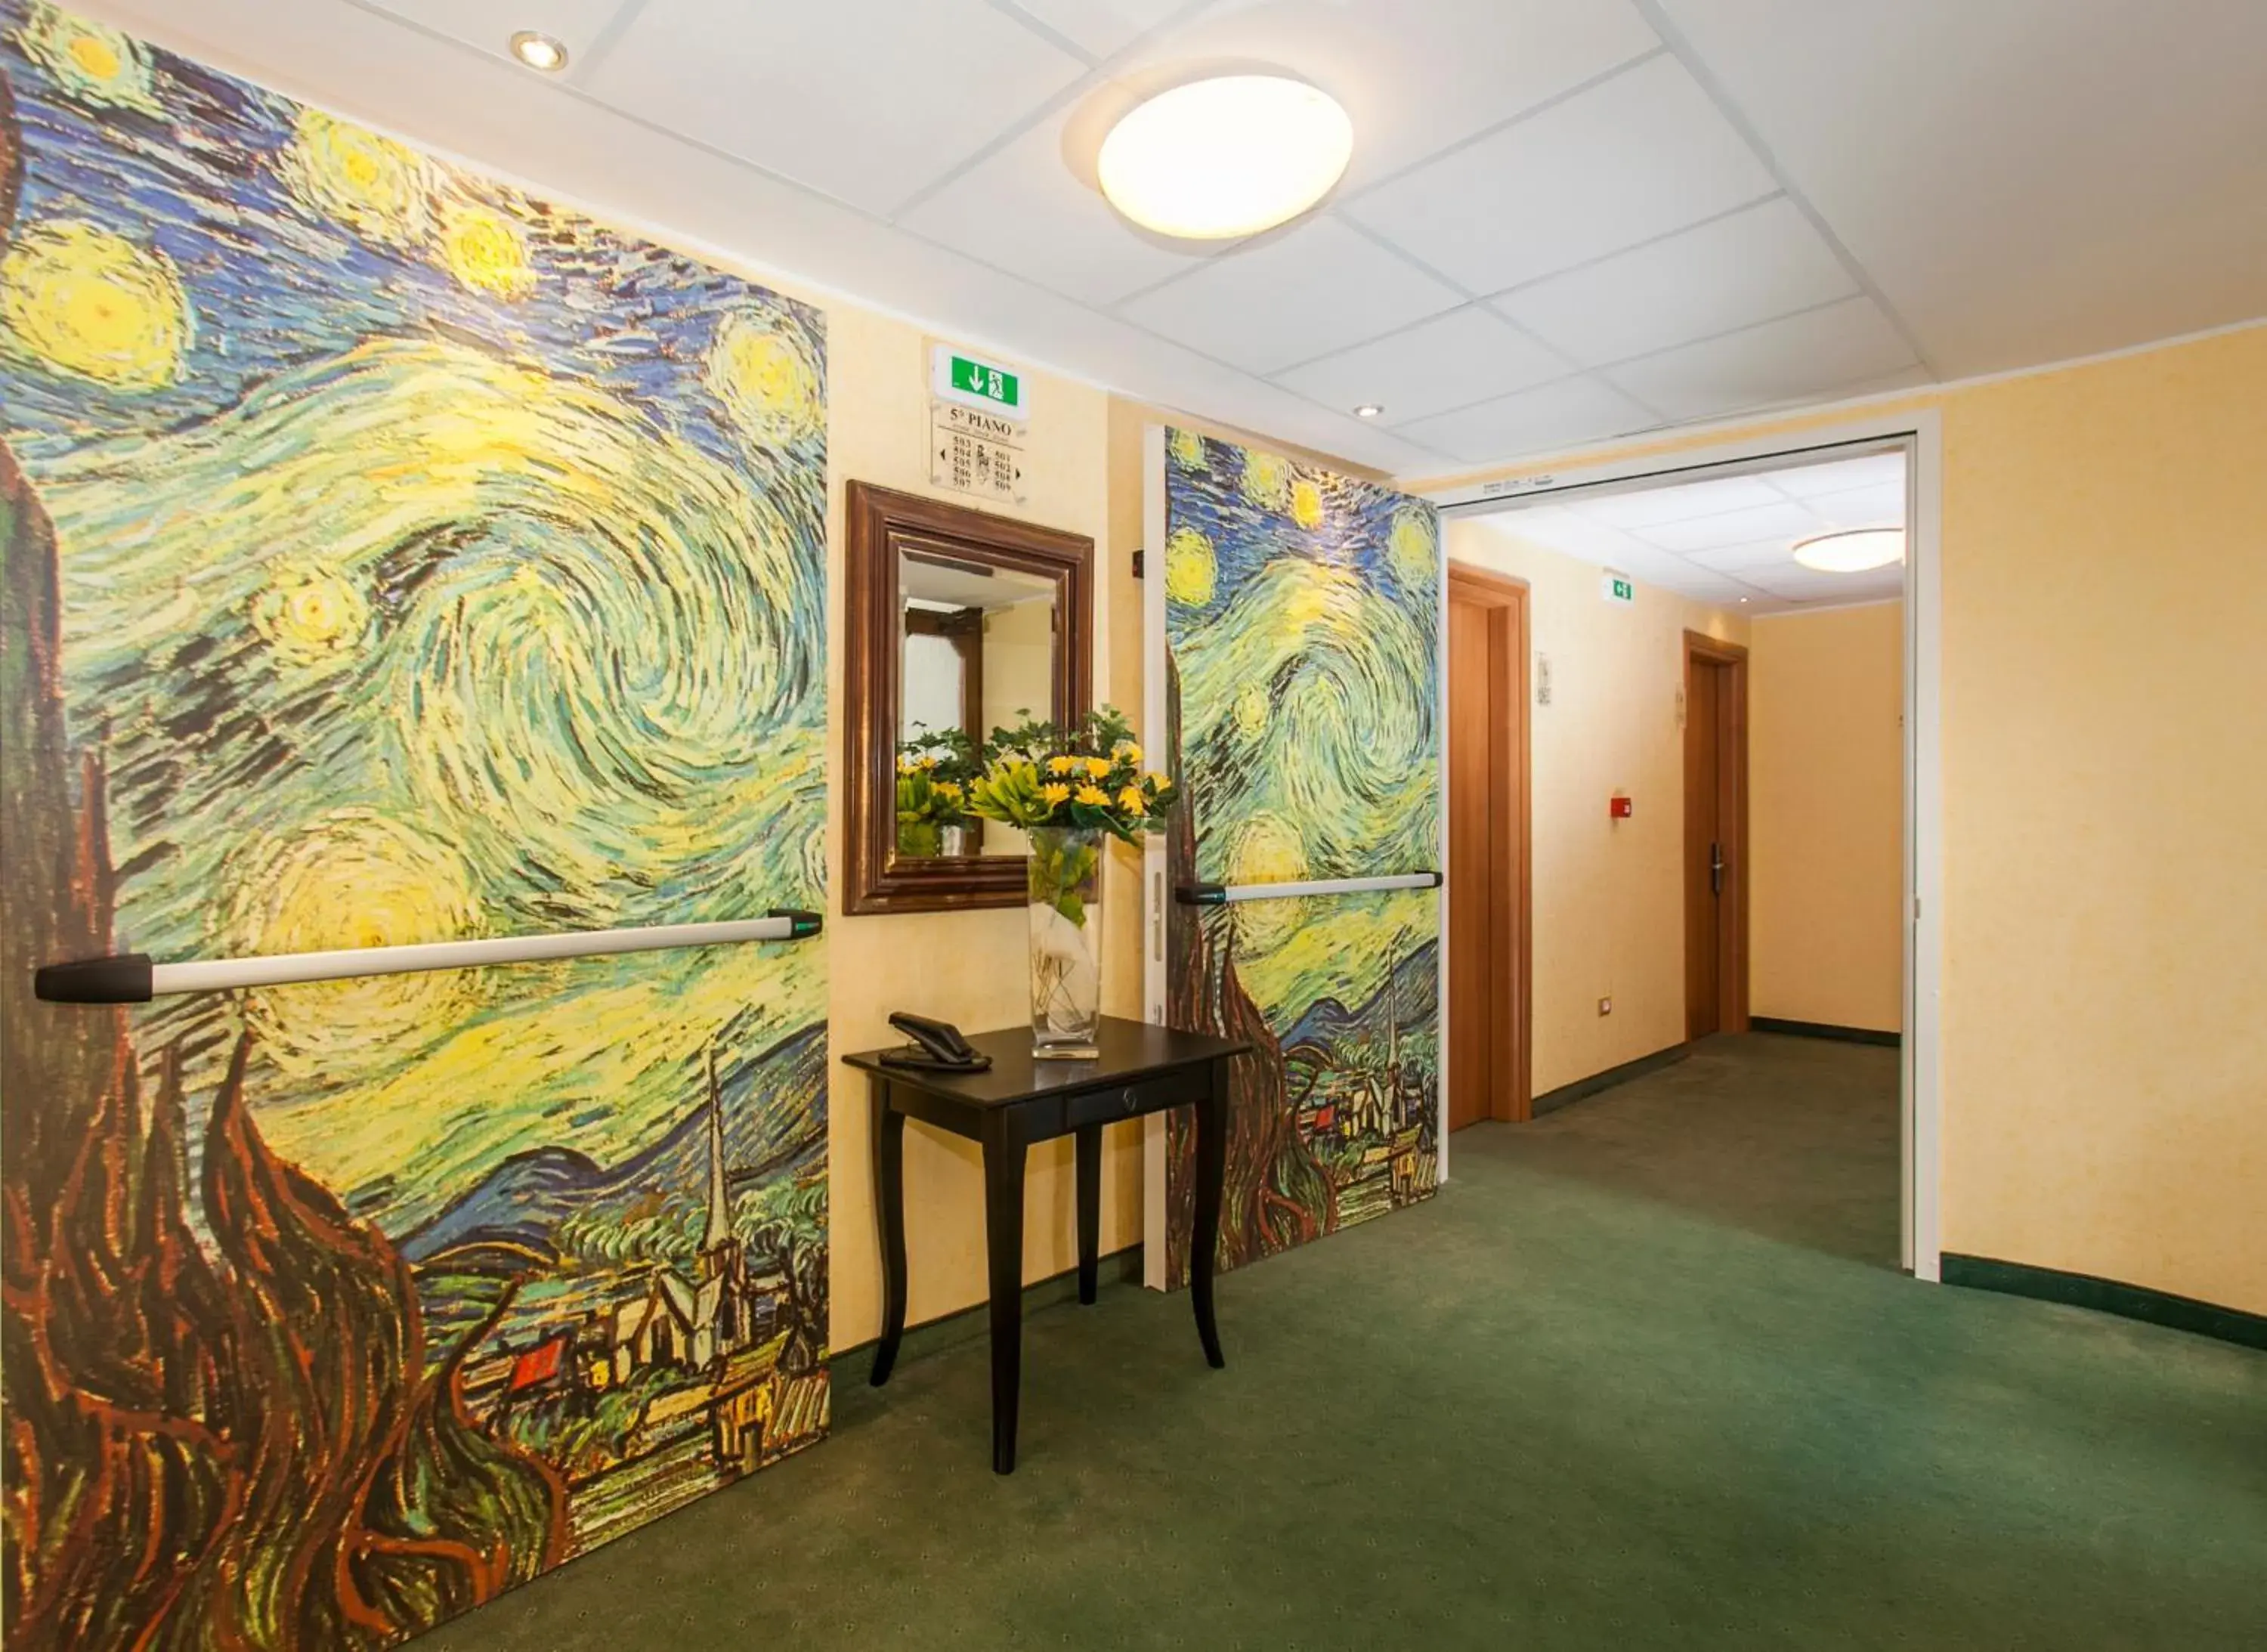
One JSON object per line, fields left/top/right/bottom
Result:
{"left": 880, "top": 1010, "right": 992, "bottom": 1073}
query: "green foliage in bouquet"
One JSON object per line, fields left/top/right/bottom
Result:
{"left": 1028, "top": 829, "right": 1099, "bottom": 929}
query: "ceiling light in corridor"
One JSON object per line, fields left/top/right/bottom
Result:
{"left": 1098, "top": 75, "right": 1353, "bottom": 240}
{"left": 509, "top": 31, "right": 568, "bottom": 72}
{"left": 1792, "top": 527, "right": 1904, "bottom": 572}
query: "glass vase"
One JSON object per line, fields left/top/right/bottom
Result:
{"left": 1027, "top": 825, "right": 1103, "bottom": 1059}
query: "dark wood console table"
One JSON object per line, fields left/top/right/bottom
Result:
{"left": 842, "top": 1016, "right": 1248, "bottom": 1474}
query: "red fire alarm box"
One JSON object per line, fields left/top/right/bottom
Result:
{"left": 1609, "top": 794, "right": 1634, "bottom": 820}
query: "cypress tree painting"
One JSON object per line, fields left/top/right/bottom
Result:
{"left": 1153, "top": 428, "right": 1443, "bottom": 1288}
{"left": 0, "top": 6, "right": 830, "bottom": 1646}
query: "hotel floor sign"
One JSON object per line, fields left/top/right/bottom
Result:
{"left": 931, "top": 344, "right": 1029, "bottom": 506}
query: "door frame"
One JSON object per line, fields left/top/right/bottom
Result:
{"left": 1446, "top": 562, "right": 1532, "bottom": 1123}
{"left": 1423, "top": 407, "right": 1944, "bottom": 1283}
{"left": 1682, "top": 630, "right": 1750, "bottom": 1040}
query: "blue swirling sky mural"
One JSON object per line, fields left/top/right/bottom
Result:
{"left": 1158, "top": 427, "right": 1441, "bottom": 1285}
{"left": 0, "top": 5, "right": 828, "bottom": 1645}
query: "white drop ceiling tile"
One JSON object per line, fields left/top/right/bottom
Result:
{"left": 1833, "top": 364, "right": 1938, "bottom": 402}
{"left": 1746, "top": 564, "right": 1906, "bottom": 603}
{"left": 1492, "top": 198, "right": 1856, "bottom": 367}
{"left": 1667, "top": 568, "right": 1770, "bottom": 606}
{"left": 1485, "top": 503, "right": 1656, "bottom": 569}
{"left": 1804, "top": 481, "right": 1907, "bottom": 528}
{"left": 579, "top": 0, "right": 1088, "bottom": 214}
{"left": 1604, "top": 542, "right": 1728, "bottom": 593}
{"left": 897, "top": 116, "right": 1211, "bottom": 308}
{"left": 1635, "top": 500, "right": 1823, "bottom": 554}
{"left": 1573, "top": 472, "right": 1789, "bottom": 529}
{"left": 1653, "top": 0, "right": 2267, "bottom": 376}
{"left": 1107, "top": 0, "right": 1659, "bottom": 191}
{"left": 1604, "top": 297, "right": 1916, "bottom": 422}
{"left": 1270, "top": 307, "right": 1566, "bottom": 425}
{"left": 1393, "top": 375, "right": 1658, "bottom": 466}
{"left": 360, "top": 0, "right": 630, "bottom": 75}
{"left": 1485, "top": 515, "right": 1714, "bottom": 600}
{"left": 1341, "top": 54, "right": 1777, "bottom": 295}
{"left": 1770, "top": 452, "right": 1906, "bottom": 499}
{"left": 1004, "top": 0, "right": 1190, "bottom": 58}
{"left": 1685, "top": 537, "right": 1806, "bottom": 574}
{"left": 1116, "top": 217, "right": 1462, "bottom": 376}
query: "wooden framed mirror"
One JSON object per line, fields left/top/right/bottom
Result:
{"left": 843, "top": 481, "right": 1093, "bottom": 915}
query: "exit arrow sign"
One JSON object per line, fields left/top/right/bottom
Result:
{"left": 932, "top": 345, "right": 1028, "bottom": 422}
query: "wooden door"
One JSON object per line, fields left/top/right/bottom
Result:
{"left": 1446, "top": 565, "right": 1530, "bottom": 1128}
{"left": 1684, "top": 632, "right": 1749, "bottom": 1039}
{"left": 1448, "top": 596, "right": 1494, "bottom": 1128}
{"left": 1684, "top": 658, "right": 1724, "bottom": 1035}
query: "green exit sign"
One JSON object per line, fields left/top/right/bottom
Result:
{"left": 1602, "top": 572, "right": 1635, "bottom": 606}
{"left": 932, "top": 345, "right": 1028, "bottom": 422}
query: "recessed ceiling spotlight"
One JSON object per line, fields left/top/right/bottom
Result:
{"left": 1098, "top": 75, "right": 1352, "bottom": 240}
{"left": 1353, "top": 404, "right": 1383, "bottom": 419}
{"left": 1792, "top": 527, "right": 1904, "bottom": 572}
{"left": 509, "top": 31, "right": 568, "bottom": 72}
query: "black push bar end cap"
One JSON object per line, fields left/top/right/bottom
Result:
{"left": 36, "top": 954, "right": 154, "bottom": 1004}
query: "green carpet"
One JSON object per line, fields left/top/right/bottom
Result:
{"left": 421, "top": 1034, "right": 2266, "bottom": 1650}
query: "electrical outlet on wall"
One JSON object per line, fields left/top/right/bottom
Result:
{"left": 1597, "top": 996, "right": 1613, "bottom": 1016}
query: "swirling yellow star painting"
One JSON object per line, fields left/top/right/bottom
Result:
{"left": 0, "top": 4, "right": 828, "bottom": 1647}
{"left": 1159, "top": 428, "right": 1443, "bottom": 1288}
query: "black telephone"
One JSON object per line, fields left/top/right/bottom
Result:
{"left": 880, "top": 1011, "right": 992, "bottom": 1073}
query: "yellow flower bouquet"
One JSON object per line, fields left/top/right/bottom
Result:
{"left": 967, "top": 706, "right": 1177, "bottom": 847}
{"left": 895, "top": 726, "right": 978, "bottom": 857}
{"left": 968, "top": 707, "right": 1178, "bottom": 1056}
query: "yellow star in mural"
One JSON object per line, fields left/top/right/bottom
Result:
{"left": 0, "top": 219, "right": 190, "bottom": 390}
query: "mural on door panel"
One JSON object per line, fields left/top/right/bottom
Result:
{"left": 0, "top": 5, "right": 829, "bottom": 1646}
{"left": 1156, "top": 428, "right": 1443, "bottom": 1288}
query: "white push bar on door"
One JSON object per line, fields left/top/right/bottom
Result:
{"left": 1176, "top": 871, "right": 1441, "bottom": 906}
{"left": 33, "top": 910, "right": 824, "bottom": 1004}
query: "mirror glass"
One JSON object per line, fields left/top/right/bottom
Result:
{"left": 895, "top": 548, "right": 1058, "bottom": 861}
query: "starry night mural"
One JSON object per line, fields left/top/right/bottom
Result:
{"left": 1155, "top": 428, "right": 1442, "bottom": 1288}
{"left": 0, "top": 5, "right": 829, "bottom": 1646}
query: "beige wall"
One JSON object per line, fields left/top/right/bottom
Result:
{"left": 1936, "top": 330, "right": 2266, "bottom": 1315}
{"left": 1418, "top": 322, "right": 2267, "bottom": 1316}
{"left": 824, "top": 311, "right": 1146, "bottom": 1353}
{"left": 1749, "top": 602, "right": 1905, "bottom": 1032}
{"left": 1446, "top": 521, "right": 1746, "bottom": 1094}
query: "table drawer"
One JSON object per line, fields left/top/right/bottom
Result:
{"left": 1062, "top": 1068, "right": 1206, "bottom": 1131}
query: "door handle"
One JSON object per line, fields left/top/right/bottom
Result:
{"left": 1710, "top": 842, "right": 1725, "bottom": 896}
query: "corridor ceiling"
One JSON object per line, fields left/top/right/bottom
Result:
{"left": 69, "top": 0, "right": 2267, "bottom": 478}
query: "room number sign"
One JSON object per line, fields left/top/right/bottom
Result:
{"left": 931, "top": 401, "right": 1028, "bottom": 506}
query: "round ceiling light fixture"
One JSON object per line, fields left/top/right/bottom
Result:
{"left": 509, "top": 30, "right": 569, "bottom": 72}
{"left": 1792, "top": 526, "right": 1905, "bottom": 572}
{"left": 1098, "top": 75, "right": 1353, "bottom": 240}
